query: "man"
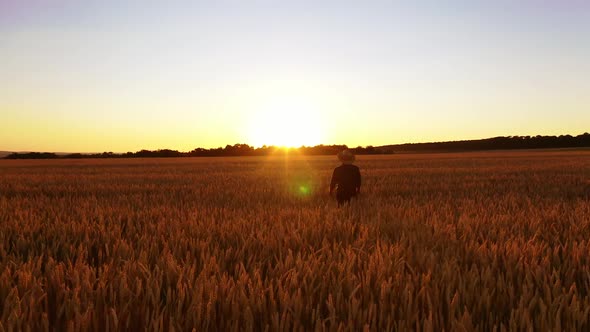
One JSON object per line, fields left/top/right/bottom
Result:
{"left": 330, "top": 150, "right": 361, "bottom": 206}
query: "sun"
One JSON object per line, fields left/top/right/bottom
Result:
{"left": 247, "top": 97, "right": 325, "bottom": 148}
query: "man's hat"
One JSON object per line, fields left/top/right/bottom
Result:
{"left": 337, "top": 149, "right": 355, "bottom": 164}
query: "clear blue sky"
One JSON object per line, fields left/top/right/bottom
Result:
{"left": 1, "top": 1, "right": 589, "bottom": 152}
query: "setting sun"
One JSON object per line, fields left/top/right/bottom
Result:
{"left": 246, "top": 97, "right": 325, "bottom": 148}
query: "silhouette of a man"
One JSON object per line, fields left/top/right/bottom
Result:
{"left": 330, "top": 150, "right": 361, "bottom": 206}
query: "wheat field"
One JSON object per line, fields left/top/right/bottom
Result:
{"left": 1, "top": 150, "right": 589, "bottom": 331}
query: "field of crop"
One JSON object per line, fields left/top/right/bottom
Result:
{"left": 1, "top": 150, "right": 589, "bottom": 331}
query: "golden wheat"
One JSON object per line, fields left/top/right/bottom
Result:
{"left": 1, "top": 150, "right": 589, "bottom": 331}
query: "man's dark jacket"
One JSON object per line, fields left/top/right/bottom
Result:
{"left": 330, "top": 164, "right": 361, "bottom": 201}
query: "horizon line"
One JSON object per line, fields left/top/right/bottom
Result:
{"left": 2, "top": 132, "right": 588, "bottom": 155}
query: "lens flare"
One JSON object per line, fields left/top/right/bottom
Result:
{"left": 298, "top": 185, "right": 311, "bottom": 195}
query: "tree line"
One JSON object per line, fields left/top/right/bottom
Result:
{"left": 380, "top": 133, "right": 590, "bottom": 153}
{"left": 3, "top": 144, "right": 386, "bottom": 159}
{"left": 4, "top": 133, "right": 589, "bottom": 159}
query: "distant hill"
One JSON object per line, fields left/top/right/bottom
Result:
{"left": 377, "top": 133, "right": 590, "bottom": 153}
{"left": 1, "top": 151, "right": 74, "bottom": 159}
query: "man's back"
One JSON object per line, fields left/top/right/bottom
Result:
{"left": 330, "top": 164, "right": 361, "bottom": 196}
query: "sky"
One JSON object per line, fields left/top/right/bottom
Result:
{"left": 1, "top": 0, "right": 589, "bottom": 152}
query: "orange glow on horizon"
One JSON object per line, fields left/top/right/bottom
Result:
{"left": 245, "top": 97, "right": 326, "bottom": 148}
